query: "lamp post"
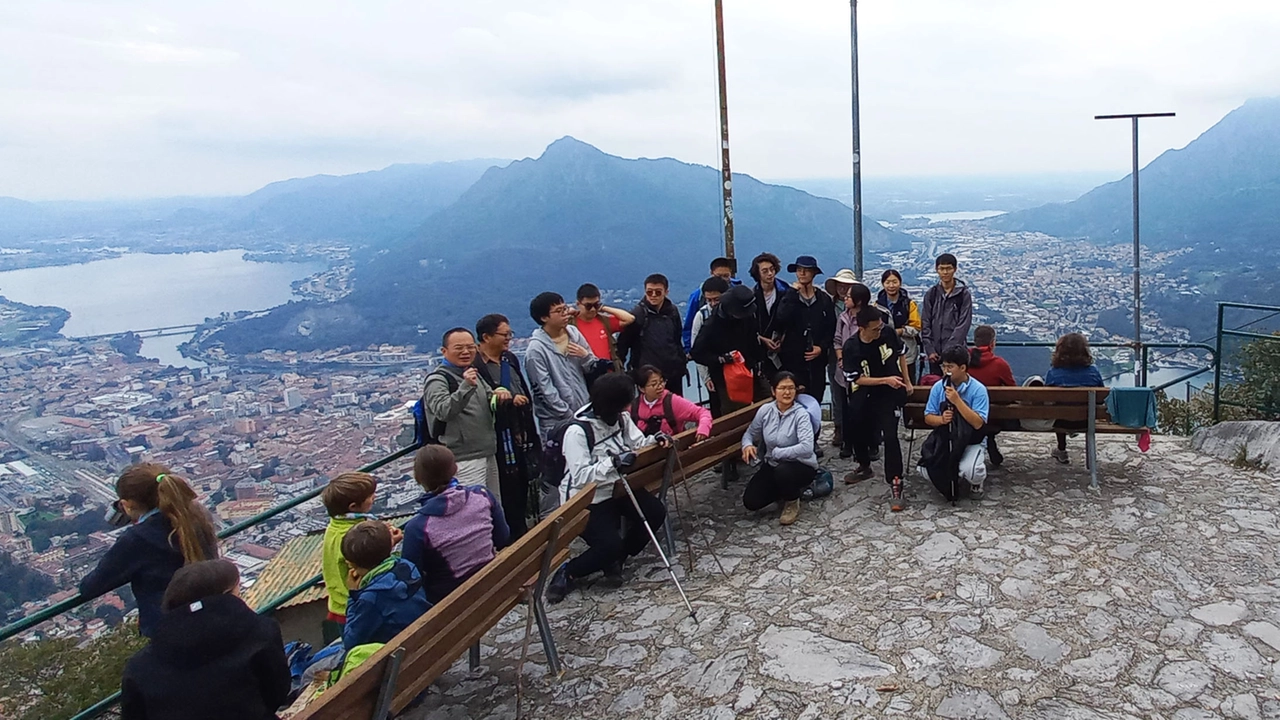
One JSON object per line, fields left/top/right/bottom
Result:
{"left": 714, "top": 0, "right": 735, "bottom": 261}
{"left": 1094, "top": 111, "right": 1175, "bottom": 386}
{"left": 850, "top": 0, "right": 863, "bottom": 280}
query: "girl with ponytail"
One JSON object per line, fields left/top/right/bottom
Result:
{"left": 79, "top": 463, "right": 219, "bottom": 637}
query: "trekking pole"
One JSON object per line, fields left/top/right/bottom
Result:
{"left": 618, "top": 476, "right": 698, "bottom": 620}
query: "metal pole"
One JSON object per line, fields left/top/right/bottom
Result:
{"left": 713, "top": 0, "right": 735, "bottom": 260}
{"left": 1131, "top": 117, "right": 1141, "bottom": 386}
{"left": 1094, "top": 112, "right": 1175, "bottom": 387}
{"left": 1213, "top": 302, "right": 1224, "bottom": 422}
{"left": 850, "top": 0, "right": 864, "bottom": 280}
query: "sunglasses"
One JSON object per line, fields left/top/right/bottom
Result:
{"left": 580, "top": 301, "right": 601, "bottom": 310}
{"left": 645, "top": 289, "right": 665, "bottom": 296}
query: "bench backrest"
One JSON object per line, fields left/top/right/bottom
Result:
{"left": 294, "top": 483, "right": 598, "bottom": 720}
{"left": 904, "top": 386, "right": 1114, "bottom": 426}
{"left": 626, "top": 401, "right": 763, "bottom": 492}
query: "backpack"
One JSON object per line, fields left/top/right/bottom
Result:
{"left": 537, "top": 419, "right": 595, "bottom": 519}
{"left": 630, "top": 393, "right": 677, "bottom": 437}
{"left": 413, "top": 369, "right": 460, "bottom": 446}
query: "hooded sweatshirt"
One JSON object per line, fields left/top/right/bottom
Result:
{"left": 401, "top": 481, "right": 509, "bottom": 604}
{"left": 321, "top": 512, "right": 378, "bottom": 618}
{"left": 525, "top": 325, "right": 598, "bottom": 440}
{"left": 921, "top": 279, "right": 973, "bottom": 359}
{"left": 422, "top": 362, "right": 497, "bottom": 462}
{"left": 560, "top": 408, "right": 657, "bottom": 506}
{"left": 120, "top": 593, "right": 290, "bottom": 720}
{"left": 79, "top": 511, "right": 218, "bottom": 638}
{"left": 343, "top": 555, "right": 432, "bottom": 649}
{"left": 968, "top": 346, "right": 1016, "bottom": 388}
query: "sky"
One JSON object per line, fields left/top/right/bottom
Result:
{"left": 2, "top": 0, "right": 1279, "bottom": 200}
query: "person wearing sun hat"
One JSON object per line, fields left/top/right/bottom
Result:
{"left": 823, "top": 268, "right": 858, "bottom": 449}
{"left": 775, "top": 255, "right": 837, "bottom": 414}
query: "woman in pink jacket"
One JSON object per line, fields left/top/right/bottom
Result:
{"left": 630, "top": 365, "right": 713, "bottom": 441}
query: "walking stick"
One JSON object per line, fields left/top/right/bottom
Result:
{"left": 618, "top": 475, "right": 698, "bottom": 621}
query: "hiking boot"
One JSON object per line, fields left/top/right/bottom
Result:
{"left": 839, "top": 446, "right": 853, "bottom": 459}
{"left": 779, "top": 499, "right": 801, "bottom": 526}
{"left": 545, "top": 564, "right": 574, "bottom": 604}
{"left": 844, "top": 465, "right": 874, "bottom": 484}
{"left": 890, "top": 476, "right": 905, "bottom": 512}
{"left": 869, "top": 446, "right": 881, "bottom": 462}
{"left": 1051, "top": 448, "right": 1070, "bottom": 465}
{"left": 601, "top": 561, "right": 625, "bottom": 589}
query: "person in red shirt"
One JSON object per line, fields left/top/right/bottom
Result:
{"left": 571, "top": 283, "right": 636, "bottom": 371}
{"left": 967, "top": 324, "right": 1015, "bottom": 466}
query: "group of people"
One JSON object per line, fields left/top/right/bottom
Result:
{"left": 75, "top": 250, "right": 1112, "bottom": 719}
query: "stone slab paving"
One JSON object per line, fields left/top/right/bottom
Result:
{"left": 406, "top": 431, "right": 1280, "bottom": 720}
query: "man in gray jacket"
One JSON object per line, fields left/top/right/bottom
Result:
{"left": 921, "top": 253, "right": 974, "bottom": 377}
{"left": 423, "top": 327, "right": 506, "bottom": 500}
{"left": 526, "top": 292, "right": 602, "bottom": 441}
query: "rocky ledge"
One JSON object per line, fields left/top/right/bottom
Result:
{"left": 407, "top": 429, "right": 1280, "bottom": 720}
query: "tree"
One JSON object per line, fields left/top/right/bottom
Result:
{"left": 0, "top": 626, "right": 145, "bottom": 720}
{"left": 1156, "top": 332, "right": 1280, "bottom": 435}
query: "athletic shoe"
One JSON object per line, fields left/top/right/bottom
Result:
{"left": 988, "top": 448, "right": 1005, "bottom": 468}
{"left": 969, "top": 480, "right": 984, "bottom": 498}
{"left": 1051, "top": 448, "right": 1070, "bottom": 465}
{"left": 779, "top": 499, "right": 800, "bottom": 526}
{"left": 890, "top": 476, "right": 905, "bottom": 512}
{"left": 844, "top": 465, "right": 874, "bottom": 484}
{"left": 546, "top": 564, "right": 574, "bottom": 604}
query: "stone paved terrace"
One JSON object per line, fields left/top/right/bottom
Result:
{"left": 406, "top": 430, "right": 1280, "bottom": 720}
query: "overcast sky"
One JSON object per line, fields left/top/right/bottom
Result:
{"left": 2, "top": 0, "right": 1278, "bottom": 200}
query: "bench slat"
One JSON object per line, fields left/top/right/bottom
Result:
{"left": 294, "top": 484, "right": 597, "bottom": 720}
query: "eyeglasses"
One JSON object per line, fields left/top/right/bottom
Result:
{"left": 492, "top": 331, "right": 513, "bottom": 339}
{"left": 644, "top": 379, "right": 665, "bottom": 388}
{"left": 551, "top": 305, "right": 573, "bottom": 315}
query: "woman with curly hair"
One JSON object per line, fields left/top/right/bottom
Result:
{"left": 1045, "top": 333, "right": 1104, "bottom": 464}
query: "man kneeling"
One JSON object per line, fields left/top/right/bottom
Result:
{"left": 547, "top": 373, "right": 670, "bottom": 603}
{"left": 918, "top": 345, "right": 990, "bottom": 505}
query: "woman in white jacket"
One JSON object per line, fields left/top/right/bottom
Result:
{"left": 547, "top": 373, "right": 670, "bottom": 602}
{"left": 741, "top": 371, "right": 818, "bottom": 526}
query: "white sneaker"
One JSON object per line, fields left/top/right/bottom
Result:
{"left": 969, "top": 481, "right": 984, "bottom": 498}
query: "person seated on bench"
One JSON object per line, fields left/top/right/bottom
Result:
{"left": 1044, "top": 332, "right": 1103, "bottom": 465}
{"left": 741, "top": 371, "right": 818, "bottom": 527}
{"left": 967, "top": 325, "right": 1016, "bottom": 467}
{"left": 402, "top": 445, "right": 509, "bottom": 605}
{"left": 630, "top": 365, "right": 712, "bottom": 441}
{"left": 121, "top": 559, "right": 290, "bottom": 720}
{"left": 918, "top": 345, "right": 990, "bottom": 507}
{"left": 547, "top": 373, "right": 671, "bottom": 603}
{"left": 341, "top": 521, "right": 432, "bottom": 649}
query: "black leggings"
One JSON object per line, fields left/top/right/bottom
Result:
{"left": 743, "top": 460, "right": 817, "bottom": 511}
{"left": 783, "top": 356, "right": 828, "bottom": 407}
{"left": 567, "top": 491, "right": 666, "bottom": 579}
{"left": 1054, "top": 420, "right": 1088, "bottom": 451}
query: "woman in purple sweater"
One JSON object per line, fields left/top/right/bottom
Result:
{"left": 401, "top": 445, "right": 510, "bottom": 604}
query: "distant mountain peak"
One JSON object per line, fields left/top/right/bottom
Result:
{"left": 539, "top": 136, "right": 606, "bottom": 160}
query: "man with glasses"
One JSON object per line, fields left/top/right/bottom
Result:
{"left": 617, "top": 273, "right": 688, "bottom": 396}
{"left": 571, "top": 283, "right": 635, "bottom": 373}
{"left": 474, "top": 313, "right": 540, "bottom": 537}
{"left": 526, "top": 292, "right": 601, "bottom": 441}
{"left": 423, "top": 327, "right": 504, "bottom": 499}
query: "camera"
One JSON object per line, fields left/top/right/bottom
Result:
{"left": 105, "top": 500, "right": 130, "bottom": 528}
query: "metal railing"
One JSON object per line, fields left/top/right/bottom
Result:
{"left": 1214, "top": 302, "right": 1280, "bottom": 421}
{"left": 1, "top": 442, "right": 421, "bottom": 720}
{"left": 982, "top": 340, "right": 1218, "bottom": 394}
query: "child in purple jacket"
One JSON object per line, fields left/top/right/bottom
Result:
{"left": 401, "top": 445, "right": 510, "bottom": 604}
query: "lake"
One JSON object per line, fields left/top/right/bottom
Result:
{"left": 0, "top": 251, "right": 325, "bottom": 367}
{"left": 900, "top": 210, "right": 1008, "bottom": 222}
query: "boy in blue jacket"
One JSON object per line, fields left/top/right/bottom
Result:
{"left": 340, "top": 520, "right": 432, "bottom": 649}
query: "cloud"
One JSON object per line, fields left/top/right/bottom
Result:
{"left": 0, "top": 0, "right": 1278, "bottom": 199}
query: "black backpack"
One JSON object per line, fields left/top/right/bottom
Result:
{"left": 538, "top": 419, "right": 595, "bottom": 519}
{"left": 413, "top": 369, "right": 460, "bottom": 445}
{"left": 630, "top": 393, "right": 677, "bottom": 437}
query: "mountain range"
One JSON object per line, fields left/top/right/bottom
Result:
{"left": 996, "top": 98, "right": 1280, "bottom": 338}
{"left": 203, "top": 137, "right": 916, "bottom": 353}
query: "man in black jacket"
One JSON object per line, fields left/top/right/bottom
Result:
{"left": 617, "top": 273, "right": 687, "bottom": 396}
{"left": 775, "top": 255, "right": 837, "bottom": 405}
{"left": 691, "top": 285, "right": 766, "bottom": 411}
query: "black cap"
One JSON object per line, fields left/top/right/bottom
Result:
{"left": 786, "top": 255, "right": 823, "bottom": 274}
{"left": 719, "top": 285, "right": 756, "bottom": 320}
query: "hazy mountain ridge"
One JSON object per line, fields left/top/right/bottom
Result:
{"left": 204, "top": 137, "right": 917, "bottom": 353}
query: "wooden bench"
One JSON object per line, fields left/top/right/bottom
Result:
{"left": 293, "top": 483, "right": 597, "bottom": 720}
{"left": 903, "top": 386, "right": 1143, "bottom": 490}
{"left": 624, "top": 401, "right": 763, "bottom": 553}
